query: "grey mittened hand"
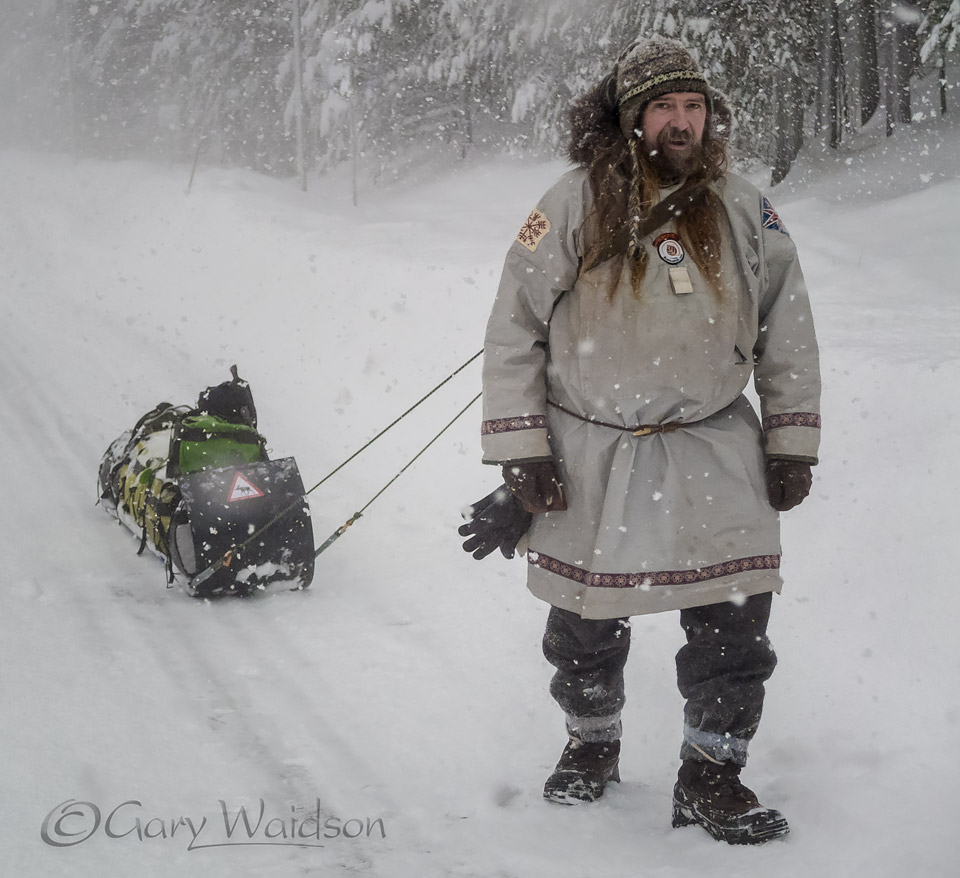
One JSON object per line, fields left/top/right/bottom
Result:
{"left": 501, "top": 460, "right": 568, "bottom": 514}
{"left": 459, "top": 486, "right": 533, "bottom": 560}
{"left": 765, "top": 459, "right": 813, "bottom": 511}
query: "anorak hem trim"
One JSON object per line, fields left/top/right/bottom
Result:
{"left": 527, "top": 551, "right": 781, "bottom": 589}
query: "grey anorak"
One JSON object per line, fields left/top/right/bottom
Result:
{"left": 481, "top": 168, "right": 821, "bottom": 619}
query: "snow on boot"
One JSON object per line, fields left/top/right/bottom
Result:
{"left": 543, "top": 738, "right": 620, "bottom": 804}
{"left": 671, "top": 759, "right": 789, "bottom": 844}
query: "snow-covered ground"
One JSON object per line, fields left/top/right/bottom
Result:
{"left": 2, "top": 113, "right": 959, "bottom": 877}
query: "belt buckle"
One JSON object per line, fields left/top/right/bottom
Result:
{"left": 632, "top": 426, "right": 654, "bottom": 437}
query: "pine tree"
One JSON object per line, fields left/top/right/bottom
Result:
{"left": 919, "top": 0, "right": 959, "bottom": 113}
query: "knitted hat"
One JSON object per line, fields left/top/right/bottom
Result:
{"left": 615, "top": 37, "right": 711, "bottom": 139}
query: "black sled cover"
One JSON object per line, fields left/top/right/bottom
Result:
{"left": 171, "top": 458, "right": 315, "bottom": 596}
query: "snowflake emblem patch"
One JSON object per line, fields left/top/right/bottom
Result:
{"left": 516, "top": 208, "right": 551, "bottom": 252}
{"left": 762, "top": 197, "right": 789, "bottom": 236}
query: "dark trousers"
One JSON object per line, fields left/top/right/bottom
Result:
{"left": 542, "top": 593, "right": 777, "bottom": 765}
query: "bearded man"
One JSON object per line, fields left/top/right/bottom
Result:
{"left": 461, "top": 37, "right": 821, "bottom": 845}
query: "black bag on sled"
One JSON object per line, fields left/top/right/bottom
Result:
{"left": 98, "top": 367, "right": 315, "bottom": 597}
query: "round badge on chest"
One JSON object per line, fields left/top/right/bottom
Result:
{"left": 654, "top": 232, "right": 685, "bottom": 265}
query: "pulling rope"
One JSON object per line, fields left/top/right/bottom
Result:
{"left": 299, "top": 348, "right": 482, "bottom": 499}
{"left": 188, "top": 351, "right": 483, "bottom": 590}
{"left": 310, "top": 390, "right": 482, "bottom": 559}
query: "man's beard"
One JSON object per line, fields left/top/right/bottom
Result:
{"left": 645, "top": 126, "right": 704, "bottom": 183}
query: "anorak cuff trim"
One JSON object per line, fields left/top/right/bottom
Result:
{"left": 762, "top": 412, "right": 821, "bottom": 431}
{"left": 681, "top": 723, "right": 750, "bottom": 766}
{"left": 763, "top": 422, "right": 820, "bottom": 462}
{"left": 481, "top": 425, "right": 552, "bottom": 463}
{"left": 481, "top": 415, "right": 548, "bottom": 435}
{"left": 527, "top": 551, "right": 781, "bottom": 589}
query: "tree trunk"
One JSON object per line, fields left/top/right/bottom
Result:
{"left": 821, "top": 0, "right": 844, "bottom": 147}
{"left": 894, "top": 12, "right": 916, "bottom": 123}
{"left": 291, "top": 0, "right": 307, "bottom": 191}
{"left": 350, "top": 104, "right": 359, "bottom": 208}
{"left": 771, "top": 73, "right": 804, "bottom": 185}
{"left": 61, "top": 3, "right": 79, "bottom": 161}
{"left": 461, "top": 75, "right": 473, "bottom": 160}
{"left": 880, "top": 5, "right": 917, "bottom": 135}
{"left": 858, "top": 0, "right": 882, "bottom": 125}
{"left": 940, "top": 55, "right": 948, "bottom": 116}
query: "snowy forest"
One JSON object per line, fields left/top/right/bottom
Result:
{"left": 1, "top": 1, "right": 958, "bottom": 186}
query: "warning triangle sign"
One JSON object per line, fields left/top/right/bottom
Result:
{"left": 227, "top": 472, "right": 265, "bottom": 503}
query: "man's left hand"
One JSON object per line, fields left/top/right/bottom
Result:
{"left": 765, "top": 459, "right": 813, "bottom": 511}
{"left": 459, "top": 485, "right": 532, "bottom": 560}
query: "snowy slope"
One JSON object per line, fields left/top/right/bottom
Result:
{"left": 2, "top": 117, "right": 959, "bottom": 878}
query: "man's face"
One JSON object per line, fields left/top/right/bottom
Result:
{"left": 639, "top": 91, "right": 707, "bottom": 179}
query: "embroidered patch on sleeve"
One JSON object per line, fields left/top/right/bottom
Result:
{"left": 762, "top": 197, "right": 789, "bottom": 236}
{"left": 516, "top": 209, "right": 551, "bottom": 252}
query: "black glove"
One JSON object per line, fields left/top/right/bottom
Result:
{"left": 459, "top": 486, "right": 532, "bottom": 560}
{"left": 765, "top": 459, "right": 813, "bottom": 511}
{"left": 501, "top": 459, "right": 567, "bottom": 514}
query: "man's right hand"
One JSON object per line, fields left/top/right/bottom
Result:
{"left": 502, "top": 459, "right": 568, "bottom": 514}
{"left": 765, "top": 458, "right": 813, "bottom": 511}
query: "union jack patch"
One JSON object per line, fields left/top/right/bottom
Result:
{"left": 762, "top": 197, "right": 789, "bottom": 236}
{"left": 516, "top": 208, "right": 550, "bottom": 252}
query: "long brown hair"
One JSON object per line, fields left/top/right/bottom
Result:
{"left": 568, "top": 73, "right": 730, "bottom": 298}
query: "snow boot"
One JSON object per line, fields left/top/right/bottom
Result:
{"left": 543, "top": 738, "right": 620, "bottom": 804}
{"left": 671, "top": 759, "right": 789, "bottom": 844}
